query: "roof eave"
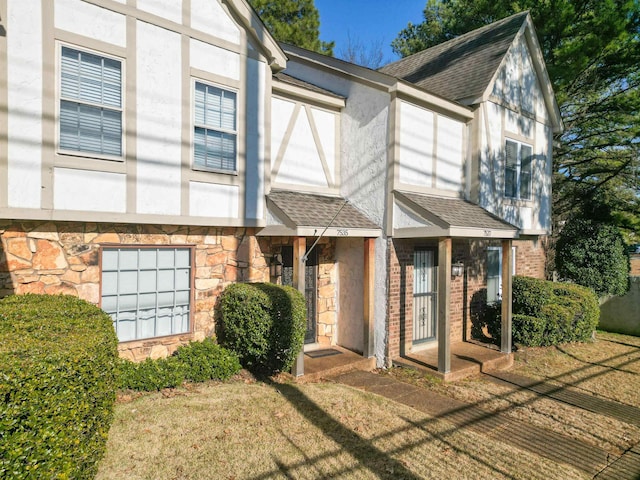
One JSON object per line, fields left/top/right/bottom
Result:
{"left": 223, "top": 0, "right": 288, "bottom": 72}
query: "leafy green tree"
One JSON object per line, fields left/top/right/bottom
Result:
{"left": 556, "top": 219, "right": 629, "bottom": 297}
{"left": 248, "top": 0, "right": 334, "bottom": 55}
{"left": 392, "top": 1, "right": 640, "bottom": 242}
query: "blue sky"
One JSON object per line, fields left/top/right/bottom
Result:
{"left": 314, "top": 0, "right": 426, "bottom": 65}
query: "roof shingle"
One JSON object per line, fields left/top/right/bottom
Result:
{"left": 268, "top": 190, "right": 380, "bottom": 230}
{"left": 379, "top": 12, "right": 528, "bottom": 103}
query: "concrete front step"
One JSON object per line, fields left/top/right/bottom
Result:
{"left": 297, "top": 347, "right": 376, "bottom": 383}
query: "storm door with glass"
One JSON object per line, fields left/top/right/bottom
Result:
{"left": 413, "top": 249, "right": 437, "bottom": 344}
{"left": 281, "top": 245, "right": 318, "bottom": 344}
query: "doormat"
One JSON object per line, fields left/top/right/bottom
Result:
{"left": 306, "top": 349, "right": 343, "bottom": 359}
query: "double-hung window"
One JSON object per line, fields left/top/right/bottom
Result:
{"left": 194, "top": 81, "right": 237, "bottom": 172}
{"left": 504, "top": 139, "right": 532, "bottom": 200}
{"left": 59, "top": 46, "right": 123, "bottom": 157}
{"left": 101, "top": 247, "right": 192, "bottom": 342}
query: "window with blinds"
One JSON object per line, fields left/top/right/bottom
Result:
{"left": 194, "top": 81, "right": 237, "bottom": 172}
{"left": 59, "top": 46, "right": 123, "bottom": 157}
{"left": 504, "top": 139, "right": 533, "bottom": 200}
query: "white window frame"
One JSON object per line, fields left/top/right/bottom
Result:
{"left": 487, "top": 246, "right": 517, "bottom": 304}
{"left": 101, "top": 246, "right": 193, "bottom": 342}
{"left": 192, "top": 79, "right": 238, "bottom": 174}
{"left": 57, "top": 43, "right": 124, "bottom": 161}
{"left": 504, "top": 139, "right": 532, "bottom": 200}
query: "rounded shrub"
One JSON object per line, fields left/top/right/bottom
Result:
{"left": 217, "top": 282, "right": 306, "bottom": 374}
{"left": 0, "top": 294, "right": 119, "bottom": 480}
{"left": 556, "top": 219, "right": 629, "bottom": 297}
{"left": 118, "top": 338, "right": 242, "bottom": 391}
{"left": 512, "top": 314, "right": 546, "bottom": 346}
{"left": 118, "top": 356, "right": 186, "bottom": 391}
{"left": 174, "top": 338, "right": 241, "bottom": 383}
{"left": 512, "top": 276, "right": 552, "bottom": 316}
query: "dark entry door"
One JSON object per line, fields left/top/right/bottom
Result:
{"left": 281, "top": 246, "right": 317, "bottom": 344}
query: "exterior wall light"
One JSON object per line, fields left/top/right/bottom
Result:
{"left": 451, "top": 261, "right": 464, "bottom": 277}
{"left": 270, "top": 253, "right": 283, "bottom": 282}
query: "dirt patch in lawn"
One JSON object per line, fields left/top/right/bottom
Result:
{"left": 385, "top": 331, "right": 640, "bottom": 456}
{"left": 97, "top": 378, "right": 585, "bottom": 480}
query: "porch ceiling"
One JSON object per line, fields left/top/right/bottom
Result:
{"left": 393, "top": 190, "right": 518, "bottom": 239}
{"left": 259, "top": 190, "right": 381, "bottom": 238}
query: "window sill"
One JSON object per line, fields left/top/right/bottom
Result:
{"left": 191, "top": 165, "right": 238, "bottom": 176}
{"left": 502, "top": 197, "right": 534, "bottom": 208}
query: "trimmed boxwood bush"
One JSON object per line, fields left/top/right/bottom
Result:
{"left": 486, "top": 277, "right": 599, "bottom": 347}
{"left": 0, "top": 294, "right": 119, "bottom": 480}
{"left": 216, "top": 282, "right": 306, "bottom": 374}
{"left": 118, "top": 338, "right": 241, "bottom": 391}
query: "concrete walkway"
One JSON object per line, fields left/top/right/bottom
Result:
{"left": 328, "top": 370, "right": 640, "bottom": 479}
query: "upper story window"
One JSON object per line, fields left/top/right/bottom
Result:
{"left": 504, "top": 139, "right": 532, "bottom": 200}
{"left": 194, "top": 81, "right": 237, "bottom": 172}
{"left": 59, "top": 46, "right": 123, "bottom": 157}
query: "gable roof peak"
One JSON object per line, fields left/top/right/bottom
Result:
{"left": 379, "top": 11, "right": 530, "bottom": 104}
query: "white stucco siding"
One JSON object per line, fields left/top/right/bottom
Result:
{"left": 7, "top": 0, "right": 42, "bottom": 209}
{"left": 189, "top": 182, "right": 239, "bottom": 218}
{"left": 190, "top": 39, "right": 240, "bottom": 81}
{"left": 270, "top": 97, "right": 296, "bottom": 164}
{"left": 136, "top": 22, "right": 182, "bottom": 216}
{"left": 436, "top": 115, "right": 464, "bottom": 191}
{"left": 137, "top": 0, "right": 182, "bottom": 25}
{"left": 336, "top": 237, "right": 364, "bottom": 353}
{"left": 479, "top": 102, "right": 503, "bottom": 213}
{"left": 399, "top": 101, "right": 434, "bottom": 187}
{"left": 191, "top": 0, "right": 241, "bottom": 44}
{"left": 311, "top": 107, "right": 337, "bottom": 184}
{"left": 54, "top": 0, "right": 126, "bottom": 48}
{"left": 505, "top": 108, "right": 534, "bottom": 139}
{"left": 276, "top": 107, "right": 328, "bottom": 187}
{"left": 245, "top": 58, "right": 266, "bottom": 219}
{"left": 536, "top": 121, "right": 552, "bottom": 231}
{"left": 54, "top": 168, "right": 126, "bottom": 212}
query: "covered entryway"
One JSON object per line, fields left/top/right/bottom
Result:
{"left": 259, "top": 190, "right": 381, "bottom": 376}
{"left": 391, "top": 191, "right": 519, "bottom": 378}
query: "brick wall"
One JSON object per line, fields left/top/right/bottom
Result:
{"left": 0, "top": 220, "right": 343, "bottom": 359}
{"left": 386, "top": 237, "right": 547, "bottom": 361}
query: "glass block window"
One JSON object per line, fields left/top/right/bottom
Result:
{"left": 60, "top": 46, "right": 123, "bottom": 157}
{"left": 504, "top": 139, "right": 533, "bottom": 200}
{"left": 194, "top": 81, "right": 237, "bottom": 172}
{"left": 101, "top": 247, "right": 191, "bottom": 342}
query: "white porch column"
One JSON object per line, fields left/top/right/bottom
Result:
{"left": 501, "top": 239, "right": 513, "bottom": 354}
{"left": 437, "top": 237, "right": 452, "bottom": 373}
{"left": 292, "top": 236, "right": 306, "bottom": 377}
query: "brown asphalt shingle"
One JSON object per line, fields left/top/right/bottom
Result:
{"left": 268, "top": 190, "right": 380, "bottom": 230}
{"left": 273, "top": 72, "right": 345, "bottom": 99}
{"left": 379, "top": 12, "right": 528, "bottom": 103}
{"left": 397, "top": 191, "right": 517, "bottom": 231}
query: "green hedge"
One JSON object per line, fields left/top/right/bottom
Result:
{"left": 487, "top": 277, "right": 599, "bottom": 347}
{"left": 0, "top": 294, "right": 119, "bottom": 480}
{"left": 118, "top": 338, "right": 241, "bottom": 391}
{"left": 216, "top": 282, "right": 306, "bottom": 373}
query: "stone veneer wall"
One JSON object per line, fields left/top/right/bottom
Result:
{"left": 386, "top": 237, "right": 546, "bottom": 360}
{"left": 0, "top": 221, "right": 340, "bottom": 360}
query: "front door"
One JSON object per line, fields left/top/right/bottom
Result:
{"left": 281, "top": 246, "right": 317, "bottom": 344}
{"left": 413, "top": 249, "right": 437, "bottom": 345}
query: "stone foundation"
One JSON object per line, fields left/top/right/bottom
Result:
{"left": 0, "top": 220, "right": 341, "bottom": 360}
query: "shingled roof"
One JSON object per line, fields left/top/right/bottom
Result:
{"left": 396, "top": 191, "right": 517, "bottom": 234}
{"left": 268, "top": 190, "right": 379, "bottom": 230}
{"left": 379, "top": 11, "right": 529, "bottom": 103}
